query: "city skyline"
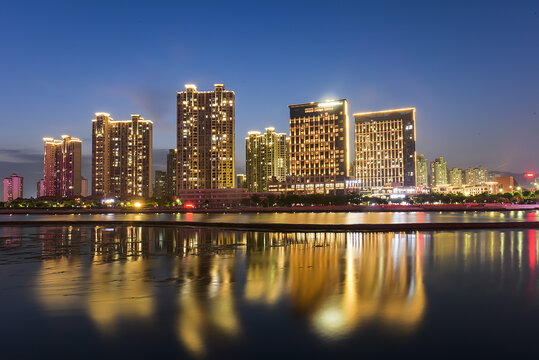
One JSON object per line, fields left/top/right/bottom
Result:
{"left": 2, "top": 0, "right": 539, "bottom": 197}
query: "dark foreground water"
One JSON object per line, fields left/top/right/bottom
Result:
{"left": 1, "top": 225, "right": 538, "bottom": 359}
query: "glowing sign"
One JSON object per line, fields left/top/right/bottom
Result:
{"left": 525, "top": 172, "right": 535, "bottom": 179}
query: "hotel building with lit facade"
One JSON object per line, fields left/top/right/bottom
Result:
{"left": 92, "top": 113, "right": 153, "bottom": 198}
{"left": 354, "top": 108, "right": 417, "bottom": 189}
{"left": 245, "top": 127, "right": 289, "bottom": 192}
{"left": 177, "top": 84, "right": 235, "bottom": 191}
{"left": 43, "top": 135, "right": 82, "bottom": 197}
{"left": 270, "top": 100, "right": 350, "bottom": 195}
{"left": 3, "top": 173, "right": 23, "bottom": 202}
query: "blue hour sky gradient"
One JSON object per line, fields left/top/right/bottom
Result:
{"left": 1, "top": 0, "right": 538, "bottom": 197}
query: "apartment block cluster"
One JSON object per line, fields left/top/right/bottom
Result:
{"left": 417, "top": 156, "right": 518, "bottom": 196}
{"left": 2, "top": 82, "right": 532, "bottom": 204}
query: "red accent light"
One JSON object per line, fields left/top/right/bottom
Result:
{"left": 524, "top": 172, "right": 535, "bottom": 179}
{"left": 183, "top": 202, "right": 196, "bottom": 209}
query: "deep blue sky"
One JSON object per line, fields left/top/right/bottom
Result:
{"left": 1, "top": 0, "right": 538, "bottom": 197}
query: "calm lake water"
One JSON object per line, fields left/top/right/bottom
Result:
{"left": 1, "top": 224, "right": 538, "bottom": 359}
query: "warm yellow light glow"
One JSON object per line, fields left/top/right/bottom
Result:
{"left": 353, "top": 108, "right": 416, "bottom": 116}
{"left": 133, "top": 202, "right": 142, "bottom": 208}
{"left": 318, "top": 101, "right": 343, "bottom": 107}
{"left": 185, "top": 84, "right": 197, "bottom": 90}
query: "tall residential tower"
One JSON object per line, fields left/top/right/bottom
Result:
{"left": 43, "top": 135, "right": 82, "bottom": 197}
{"left": 3, "top": 173, "right": 23, "bottom": 202}
{"left": 177, "top": 84, "right": 235, "bottom": 191}
{"left": 245, "top": 127, "right": 289, "bottom": 192}
{"left": 92, "top": 113, "right": 153, "bottom": 198}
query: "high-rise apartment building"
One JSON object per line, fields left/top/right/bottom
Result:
{"left": 37, "top": 179, "right": 46, "bottom": 198}
{"left": 92, "top": 113, "right": 153, "bottom": 198}
{"left": 245, "top": 127, "right": 289, "bottom": 192}
{"left": 154, "top": 170, "right": 166, "bottom": 199}
{"left": 43, "top": 136, "right": 82, "bottom": 197}
{"left": 3, "top": 173, "right": 23, "bottom": 202}
{"left": 449, "top": 168, "right": 463, "bottom": 187}
{"left": 430, "top": 157, "right": 448, "bottom": 187}
{"left": 416, "top": 154, "right": 428, "bottom": 187}
{"left": 354, "top": 108, "right": 416, "bottom": 189}
{"left": 465, "top": 166, "right": 488, "bottom": 186}
{"left": 177, "top": 84, "right": 235, "bottom": 191}
{"left": 81, "top": 178, "right": 88, "bottom": 197}
{"left": 165, "top": 149, "right": 177, "bottom": 198}
{"left": 289, "top": 100, "right": 349, "bottom": 193}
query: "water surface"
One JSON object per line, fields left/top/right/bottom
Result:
{"left": 0, "top": 225, "right": 538, "bottom": 359}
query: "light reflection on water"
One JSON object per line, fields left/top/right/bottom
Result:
{"left": 1, "top": 209, "right": 538, "bottom": 225}
{"left": 0, "top": 226, "right": 538, "bottom": 358}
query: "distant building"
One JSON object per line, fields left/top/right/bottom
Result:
{"left": 165, "top": 149, "right": 177, "bottom": 198}
{"left": 245, "top": 127, "right": 289, "bottom": 192}
{"left": 236, "top": 174, "right": 247, "bottom": 189}
{"left": 416, "top": 154, "right": 428, "bottom": 187}
{"left": 3, "top": 173, "right": 23, "bottom": 202}
{"left": 465, "top": 166, "right": 488, "bottom": 186}
{"left": 81, "top": 177, "right": 88, "bottom": 197}
{"left": 43, "top": 135, "right": 82, "bottom": 198}
{"left": 37, "top": 179, "right": 46, "bottom": 198}
{"left": 430, "top": 157, "right": 448, "bottom": 186}
{"left": 355, "top": 108, "right": 416, "bottom": 189}
{"left": 494, "top": 176, "right": 518, "bottom": 193}
{"left": 154, "top": 170, "right": 166, "bottom": 199}
{"left": 177, "top": 84, "right": 235, "bottom": 191}
{"left": 449, "top": 168, "right": 463, "bottom": 187}
{"left": 289, "top": 100, "right": 349, "bottom": 194}
{"left": 92, "top": 113, "right": 153, "bottom": 198}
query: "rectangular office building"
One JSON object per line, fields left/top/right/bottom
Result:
{"left": 288, "top": 100, "right": 349, "bottom": 194}
{"left": 354, "top": 108, "right": 416, "bottom": 189}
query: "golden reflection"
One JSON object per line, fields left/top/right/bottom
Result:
{"left": 31, "top": 224, "right": 539, "bottom": 354}
{"left": 175, "top": 242, "right": 242, "bottom": 357}
{"left": 244, "top": 232, "right": 427, "bottom": 339}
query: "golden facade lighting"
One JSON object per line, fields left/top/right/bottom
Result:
{"left": 177, "top": 83, "right": 235, "bottom": 190}
{"left": 288, "top": 99, "right": 349, "bottom": 194}
{"left": 245, "top": 128, "right": 289, "bottom": 192}
{"left": 91, "top": 113, "right": 153, "bottom": 198}
{"left": 354, "top": 108, "right": 417, "bottom": 189}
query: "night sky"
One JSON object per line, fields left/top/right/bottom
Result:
{"left": 1, "top": 0, "right": 538, "bottom": 197}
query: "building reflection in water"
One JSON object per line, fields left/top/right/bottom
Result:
{"left": 31, "top": 225, "right": 539, "bottom": 355}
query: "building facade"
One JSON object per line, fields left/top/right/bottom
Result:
{"left": 165, "top": 149, "right": 177, "bottom": 198}
{"left": 177, "top": 84, "right": 235, "bottom": 191}
{"left": 464, "top": 166, "right": 488, "bottom": 186}
{"left": 288, "top": 100, "right": 349, "bottom": 194}
{"left": 37, "top": 179, "right": 46, "bottom": 198}
{"left": 449, "top": 168, "right": 463, "bottom": 187}
{"left": 154, "top": 170, "right": 166, "bottom": 199}
{"left": 245, "top": 127, "right": 289, "bottom": 192}
{"left": 92, "top": 113, "right": 153, "bottom": 198}
{"left": 430, "top": 157, "right": 448, "bottom": 187}
{"left": 43, "top": 136, "right": 82, "bottom": 198}
{"left": 354, "top": 108, "right": 416, "bottom": 189}
{"left": 416, "top": 154, "right": 428, "bottom": 187}
{"left": 3, "top": 173, "right": 23, "bottom": 202}
{"left": 236, "top": 174, "right": 247, "bottom": 188}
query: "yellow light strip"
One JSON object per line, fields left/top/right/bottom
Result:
{"left": 353, "top": 107, "right": 416, "bottom": 116}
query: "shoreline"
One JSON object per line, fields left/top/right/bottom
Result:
{"left": 0, "top": 203, "right": 538, "bottom": 215}
{"left": 0, "top": 219, "right": 538, "bottom": 232}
